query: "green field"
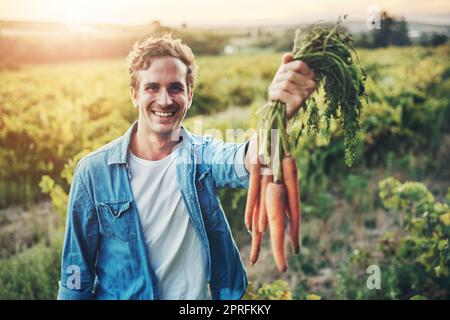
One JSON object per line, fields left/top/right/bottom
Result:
{"left": 0, "top": 46, "right": 449, "bottom": 299}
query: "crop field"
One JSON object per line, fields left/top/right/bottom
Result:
{"left": 0, "top": 45, "right": 449, "bottom": 299}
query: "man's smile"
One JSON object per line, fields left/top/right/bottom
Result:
{"left": 152, "top": 110, "right": 177, "bottom": 118}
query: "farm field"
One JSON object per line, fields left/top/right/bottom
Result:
{"left": 0, "top": 45, "right": 449, "bottom": 299}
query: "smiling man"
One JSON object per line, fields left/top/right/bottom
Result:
{"left": 57, "top": 35, "right": 316, "bottom": 300}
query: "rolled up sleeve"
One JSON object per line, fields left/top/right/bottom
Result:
{"left": 57, "top": 162, "right": 99, "bottom": 300}
{"left": 204, "top": 137, "right": 250, "bottom": 189}
{"left": 57, "top": 281, "right": 95, "bottom": 300}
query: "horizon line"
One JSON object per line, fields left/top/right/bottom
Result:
{"left": 0, "top": 16, "right": 449, "bottom": 29}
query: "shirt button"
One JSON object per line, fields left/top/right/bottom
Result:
{"left": 129, "top": 233, "right": 136, "bottom": 240}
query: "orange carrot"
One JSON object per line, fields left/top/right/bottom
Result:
{"left": 244, "top": 158, "right": 261, "bottom": 231}
{"left": 250, "top": 199, "right": 262, "bottom": 265}
{"left": 282, "top": 156, "right": 301, "bottom": 254}
{"left": 259, "top": 173, "right": 273, "bottom": 233}
{"left": 265, "top": 182, "right": 287, "bottom": 272}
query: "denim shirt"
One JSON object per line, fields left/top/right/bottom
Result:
{"left": 57, "top": 121, "right": 250, "bottom": 300}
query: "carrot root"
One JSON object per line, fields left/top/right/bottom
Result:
{"left": 244, "top": 160, "right": 261, "bottom": 231}
{"left": 266, "top": 182, "right": 288, "bottom": 272}
{"left": 250, "top": 199, "right": 262, "bottom": 265}
{"left": 282, "top": 156, "right": 301, "bottom": 254}
{"left": 259, "top": 173, "right": 273, "bottom": 233}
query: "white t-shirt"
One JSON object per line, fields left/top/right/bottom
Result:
{"left": 128, "top": 142, "right": 209, "bottom": 300}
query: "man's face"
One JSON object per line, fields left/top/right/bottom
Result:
{"left": 131, "top": 56, "right": 192, "bottom": 137}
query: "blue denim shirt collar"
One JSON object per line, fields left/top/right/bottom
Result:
{"left": 107, "top": 120, "right": 202, "bottom": 166}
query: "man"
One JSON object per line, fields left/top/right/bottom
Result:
{"left": 57, "top": 35, "right": 316, "bottom": 300}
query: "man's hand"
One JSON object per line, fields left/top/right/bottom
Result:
{"left": 245, "top": 53, "right": 317, "bottom": 173}
{"left": 268, "top": 53, "right": 317, "bottom": 119}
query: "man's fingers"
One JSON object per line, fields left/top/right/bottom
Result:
{"left": 284, "top": 60, "right": 314, "bottom": 77}
{"left": 269, "top": 55, "right": 317, "bottom": 117}
{"left": 270, "top": 76, "right": 316, "bottom": 95}
{"left": 270, "top": 90, "right": 304, "bottom": 110}
{"left": 269, "top": 81, "right": 308, "bottom": 100}
{"left": 273, "top": 71, "right": 313, "bottom": 86}
{"left": 269, "top": 81, "right": 299, "bottom": 96}
{"left": 269, "top": 80, "right": 315, "bottom": 102}
{"left": 272, "top": 70, "right": 299, "bottom": 84}
{"left": 282, "top": 52, "right": 294, "bottom": 64}
{"left": 305, "top": 79, "right": 317, "bottom": 93}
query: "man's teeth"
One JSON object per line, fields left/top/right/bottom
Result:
{"left": 153, "top": 111, "right": 175, "bottom": 117}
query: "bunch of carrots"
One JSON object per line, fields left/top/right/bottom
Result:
{"left": 245, "top": 102, "right": 299, "bottom": 273}
{"left": 245, "top": 17, "right": 367, "bottom": 273}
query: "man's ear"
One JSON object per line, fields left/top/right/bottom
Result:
{"left": 187, "top": 89, "right": 194, "bottom": 109}
{"left": 130, "top": 87, "right": 138, "bottom": 108}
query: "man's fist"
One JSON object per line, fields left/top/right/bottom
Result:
{"left": 268, "top": 53, "right": 317, "bottom": 119}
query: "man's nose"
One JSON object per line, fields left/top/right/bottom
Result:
{"left": 156, "top": 89, "right": 173, "bottom": 106}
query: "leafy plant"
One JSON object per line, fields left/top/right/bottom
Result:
{"left": 336, "top": 177, "right": 450, "bottom": 299}
{"left": 294, "top": 16, "right": 368, "bottom": 166}
{"left": 243, "top": 280, "right": 293, "bottom": 300}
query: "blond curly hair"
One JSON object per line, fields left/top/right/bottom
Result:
{"left": 127, "top": 34, "right": 197, "bottom": 93}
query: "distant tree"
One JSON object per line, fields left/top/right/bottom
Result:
{"left": 372, "top": 11, "right": 411, "bottom": 47}
{"left": 416, "top": 32, "right": 446, "bottom": 47}
{"left": 430, "top": 33, "right": 448, "bottom": 46}
{"left": 354, "top": 33, "right": 373, "bottom": 48}
{"left": 395, "top": 17, "right": 410, "bottom": 46}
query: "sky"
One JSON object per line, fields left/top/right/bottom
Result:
{"left": 0, "top": 0, "right": 449, "bottom": 26}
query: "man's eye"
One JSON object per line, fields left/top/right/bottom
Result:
{"left": 146, "top": 85, "right": 158, "bottom": 91}
{"left": 170, "top": 85, "right": 183, "bottom": 93}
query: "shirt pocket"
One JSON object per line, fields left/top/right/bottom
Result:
{"left": 97, "top": 200, "right": 135, "bottom": 243}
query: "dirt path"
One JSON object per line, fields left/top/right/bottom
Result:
{"left": 0, "top": 200, "right": 61, "bottom": 258}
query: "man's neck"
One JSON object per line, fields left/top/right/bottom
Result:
{"left": 130, "top": 124, "right": 181, "bottom": 161}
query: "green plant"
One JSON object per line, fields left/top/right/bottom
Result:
{"left": 294, "top": 16, "right": 368, "bottom": 166}
{"left": 336, "top": 177, "right": 450, "bottom": 299}
{"left": 379, "top": 178, "right": 449, "bottom": 279}
{"left": 0, "top": 237, "right": 62, "bottom": 299}
{"left": 243, "top": 280, "right": 293, "bottom": 300}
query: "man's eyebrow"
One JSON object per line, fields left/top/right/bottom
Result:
{"left": 170, "top": 81, "right": 185, "bottom": 87}
{"left": 143, "top": 82, "right": 184, "bottom": 87}
{"left": 143, "top": 82, "right": 159, "bottom": 87}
